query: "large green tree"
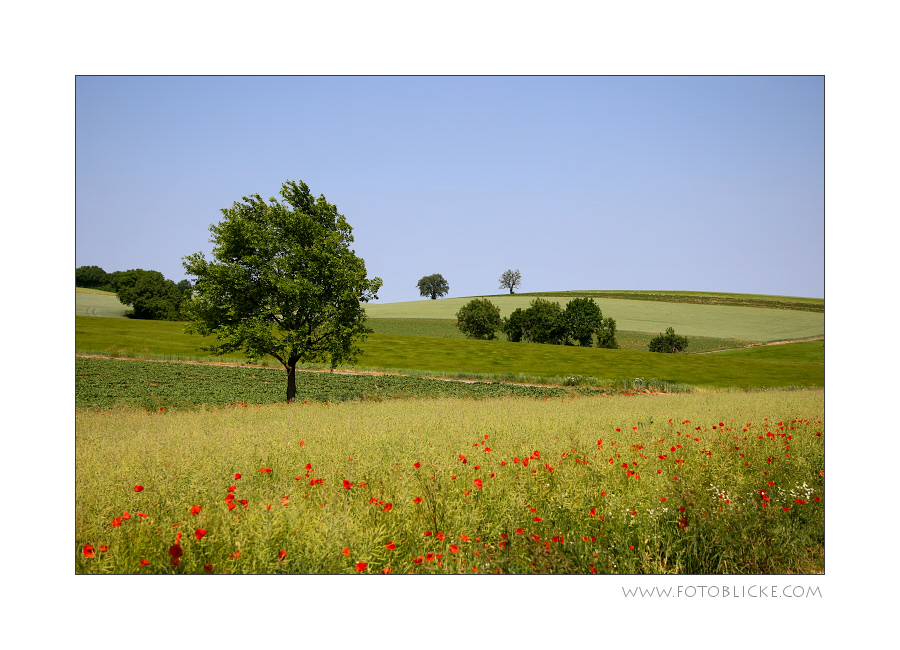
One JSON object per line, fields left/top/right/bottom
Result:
{"left": 182, "top": 180, "right": 382, "bottom": 402}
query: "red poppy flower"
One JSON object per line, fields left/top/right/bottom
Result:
{"left": 629, "top": 545, "right": 634, "bottom": 550}
{"left": 783, "top": 506, "right": 790, "bottom": 512}
{"left": 532, "top": 534, "right": 540, "bottom": 541}
{"left": 424, "top": 531, "right": 432, "bottom": 537}
{"left": 82, "top": 544, "right": 95, "bottom": 558}
{"left": 168, "top": 544, "right": 183, "bottom": 558}
{"left": 138, "top": 512, "right": 148, "bottom": 517}
{"left": 343, "top": 547, "right": 351, "bottom": 556}
{"left": 414, "top": 556, "right": 423, "bottom": 564}
{"left": 533, "top": 516, "right": 542, "bottom": 522}
{"left": 425, "top": 553, "right": 435, "bottom": 562}
{"left": 660, "top": 497, "right": 667, "bottom": 502}
{"left": 356, "top": 562, "right": 367, "bottom": 572}
{"left": 231, "top": 552, "right": 241, "bottom": 559}
{"left": 134, "top": 485, "right": 144, "bottom": 492}
{"left": 590, "top": 508, "right": 597, "bottom": 517}
{"left": 473, "top": 478, "right": 483, "bottom": 489}
{"left": 227, "top": 502, "right": 236, "bottom": 510}
{"left": 460, "top": 534, "right": 470, "bottom": 542}
{"left": 140, "top": 559, "right": 149, "bottom": 566}
{"left": 342, "top": 480, "right": 353, "bottom": 490}
{"left": 449, "top": 545, "right": 460, "bottom": 554}
{"left": 436, "top": 532, "right": 445, "bottom": 541}
{"left": 260, "top": 468, "right": 272, "bottom": 473}
{"left": 110, "top": 517, "right": 122, "bottom": 527}
{"left": 98, "top": 545, "right": 109, "bottom": 553}
{"left": 234, "top": 473, "right": 242, "bottom": 480}
{"left": 122, "top": 510, "right": 131, "bottom": 520}
{"left": 381, "top": 566, "right": 393, "bottom": 574}
{"left": 228, "top": 485, "right": 236, "bottom": 493}
{"left": 300, "top": 440, "right": 305, "bottom": 447}
{"left": 278, "top": 550, "right": 287, "bottom": 562}
{"left": 385, "top": 541, "right": 396, "bottom": 550}
{"left": 190, "top": 505, "right": 201, "bottom": 516}
{"left": 280, "top": 496, "right": 290, "bottom": 506}
{"left": 413, "top": 496, "right": 423, "bottom": 504}
{"left": 204, "top": 563, "right": 213, "bottom": 573}
{"left": 383, "top": 503, "right": 392, "bottom": 512}
{"left": 195, "top": 529, "right": 207, "bottom": 541}
{"left": 414, "top": 462, "right": 421, "bottom": 469}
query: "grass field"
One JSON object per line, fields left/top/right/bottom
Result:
{"left": 362, "top": 296, "right": 824, "bottom": 342}
{"left": 76, "top": 290, "right": 824, "bottom": 342}
{"left": 75, "top": 317, "right": 824, "bottom": 390}
{"left": 76, "top": 389, "right": 824, "bottom": 574}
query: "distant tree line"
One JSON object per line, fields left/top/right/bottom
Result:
{"left": 455, "top": 297, "right": 619, "bottom": 348}
{"left": 76, "top": 265, "right": 192, "bottom": 321}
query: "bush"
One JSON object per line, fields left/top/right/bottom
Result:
{"left": 116, "top": 269, "right": 187, "bottom": 321}
{"left": 501, "top": 298, "right": 566, "bottom": 344}
{"left": 561, "top": 297, "right": 619, "bottom": 349}
{"left": 648, "top": 327, "right": 689, "bottom": 353}
{"left": 456, "top": 298, "right": 502, "bottom": 340}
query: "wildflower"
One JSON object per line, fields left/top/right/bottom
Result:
{"left": 134, "top": 485, "right": 144, "bottom": 492}
{"left": 343, "top": 480, "right": 353, "bottom": 490}
{"left": 122, "top": 511, "right": 131, "bottom": 520}
{"left": 414, "top": 556, "right": 423, "bottom": 564}
{"left": 99, "top": 545, "right": 109, "bottom": 553}
{"left": 228, "top": 485, "right": 236, "bottom": 493}
{"left": 82, "top": 545, "right": 95, "bottom": 558}
{"left": 234, "top": 473, "right": 242, "bottom": 480}
{"left": 260, "top": 468, "right": 272, "bottom": 473}
{"left": 231, "top": 552, "right": 241, "bottom": 559}
{"left": 356, "top": 562, "right": 367, "bottom": 572}
{"left": 278, "top": 550, "right": 287, "bottom": 562}
{"left": 383, "top": 503, "right": 393, "bottom": 512}
{"left": 138, "top": 512, "right": 148, "bottom": 517}
{"left": 195, "top": 529, "right": 207, "bottom": 541}
{"left": 343, "top": 547, "right": 351, "bottom": 556}
{"left": 385, "top": 542, "right": 396, "bottom": 550}
{"left": 515, "top": 528, "right": 524, "bottom": 535}
{"left": 381, "top": 567, "right": 393, "bottom": 574}
{"left": 414, "top": 462, "right": 421, "bottom": 469}
{"left": 140, "top": 559, "right": 149, "bottom": 566}
{"left": 473, "top": 478, "right": 483, "bottom": 489}
{"left": 449, "top": 545, "right": 460, "bottom": 554}
{"left": 110, "top": 517, "right": 122, "bottom": 527}
{"left": 413, "top": 496, "right": 423, "bottom": 504}
{"left": 280, "top": 497, "right": 290, "bottom": 507}
{"left": 533, "top": 516, "right": 542, "bottom": 522}
{"left": 660, "top": 497, "right": 667, "bottom": 502}
{"left": 436, "top": 532, "right": 445, "bottom": 541}
{"left": 204, "top": 564, "right": 213, "bottom": 573}
{"left": 590, "top": 508, "right": 597, "bottom": 517}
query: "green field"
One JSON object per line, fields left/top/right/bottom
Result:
{"left": 76, "top": 316, "right": 823, "bottom": 390}
{"left": 76, "top": 290, "right": 824, "bottom": 342}
{"left": 363, "top": 296, "right": 823, "bottom": 342}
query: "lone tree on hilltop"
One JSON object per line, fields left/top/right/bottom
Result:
{"left": 456, "top": 298, "right": 502, "bottom": 340}
{"left": 499, "top": 269, "right": 522, "bottom": 294}
{"left": 417, "top": 273, "right": 449, "bottom": 300}
{"left": 182, "top": 180, "right": 382, "bottom": 402}
{"left": 648, "top": 327, "right": 689, "bottom": 353}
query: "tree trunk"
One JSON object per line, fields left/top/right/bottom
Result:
{"left": 286, "top": 361, "right": 297, "bottom": 402}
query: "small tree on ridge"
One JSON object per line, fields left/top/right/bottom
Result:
{"left": 499, "top": 269, "right": 522, "bottom": 294}
{"left": 417, "top": 273, "right": 449, "bottom": 300}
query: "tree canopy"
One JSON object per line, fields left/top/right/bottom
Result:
{"left": 502, "top": 297, "right": 618, "bottom": 348}
{"left": 499, "top": 269, "right": 522, "bottom": 294}
{"left": 182, "top": 180, "right": 382, "bottom": 401}
{"left": 417, "top": 273, "right": 449, "bottom": 300}
{"left": 455, "top": 298, "right": 502, "bottom": 340}
{"left": 115, "top": 269, "right": 189, "bottom": 321}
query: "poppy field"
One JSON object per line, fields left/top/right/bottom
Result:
{"left": 75, "top": 389, "right": 824, "bottom": 574}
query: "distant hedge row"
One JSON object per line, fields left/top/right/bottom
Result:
{"left": 76, "top": 266, "right": 191, "bottom": 321}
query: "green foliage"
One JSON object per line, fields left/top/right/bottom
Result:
{"left": 498, "top": 269, "right": 522, "bottom": 294}
{"left": 115, "top": 269, "right": 187, "bottom": 321}
{"left": 455, "top": 298, "right": 502, "bottom": 340}
{"left": 561, "top": 297, "right": 619, "bottom": 348}
{"left": 182, "top": 180, "right": 382, "bottom": 401}
{"left": 417, "top": 274, "right": 450, "bottom": 300}
{"left": 75, "top": 265, "right": 108, "bottom": 289}
{"left": 649, "top": 327, "right": 690, "bottom": 353}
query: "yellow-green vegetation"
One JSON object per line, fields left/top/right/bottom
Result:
{"left": 363, "top": 296, "right": 823, "bottom": 342}
{"left": 76, "top": 389, "right": 824, "bottom": 574}
{"left": 76, "top": 287, "right": 117, "bottom": 296}
{"left": 76, "top": 292, "right": 130, "bottom": 318}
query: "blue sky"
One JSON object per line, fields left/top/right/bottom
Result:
{"left": 76, "top": 76, "right": 824, "bottom": 301}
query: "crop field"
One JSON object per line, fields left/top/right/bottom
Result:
{"left": 75, "top": 388, "right": 824, "bottom": 574}
{"left": 76, "top": 357, "right": 607, "bottom": 410}
{"left": 363, "top": 296, "right": 824, "bottom": 342}
{"left": 76, "top": 291, "right": 130, "bottom": 318}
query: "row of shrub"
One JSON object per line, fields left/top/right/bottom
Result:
{"left": 456, "top": 297, "right": 619, "bottom": 348}
{"left": 455, "top": 297, "right": 689, "bottom": 353}
{"left": 76, "top": 266, "right": 192, "bottom": 321}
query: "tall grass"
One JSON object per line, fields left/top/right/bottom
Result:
{"left": 76, "top": 389, "right": 824, "bottom": 574}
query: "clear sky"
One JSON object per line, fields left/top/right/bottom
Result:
{"left": 76, "top": 76, "right": 824, "bottom": 301}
